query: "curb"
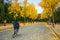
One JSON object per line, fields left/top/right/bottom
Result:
{"left": 50, "top": 26, "right": 60, "bottom": 39}
{"left": 45, "top": 23, "right": 60, "bottom": 40}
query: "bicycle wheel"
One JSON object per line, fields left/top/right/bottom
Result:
{"left": 12, "top": 29, "right": 17, "bottom": 38}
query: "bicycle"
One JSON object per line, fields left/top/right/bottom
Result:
{"left": 12, "top": 29, "right": 18, "bottom": 38}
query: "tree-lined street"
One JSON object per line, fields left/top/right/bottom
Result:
{"left": 0, "top": 23, "right": 55, "bottom": 40}
{"left": 0, "top": 0, "right": 60, "bottom": 40}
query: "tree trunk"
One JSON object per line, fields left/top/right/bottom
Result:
{"left": 51, "top": 9, "right": 55, "bottom": 28}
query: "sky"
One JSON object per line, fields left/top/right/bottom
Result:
{"left": 4, "top": 0, "right": 43, "bottom": 14}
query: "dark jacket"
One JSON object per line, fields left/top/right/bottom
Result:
{"left": 13, "top": 20, "right": 19, "bottom": 29}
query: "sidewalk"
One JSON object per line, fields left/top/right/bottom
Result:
{"left": 50, "top": 24, "right": 60, "bottom": 39}
{"left": 54, "top": 24, "right": 60, "bottom": 38}
{"left": 45, "top": 23, "right": 60, "bottom": 40}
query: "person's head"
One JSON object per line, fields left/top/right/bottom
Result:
{"left": 14, "top": 19, "right": 17, "bottom": 21}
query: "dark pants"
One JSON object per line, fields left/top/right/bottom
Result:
{"left": 14, "top": 28, "right": 19, "bottom": 34}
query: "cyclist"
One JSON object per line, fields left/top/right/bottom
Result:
{"left": 13, "top": 19, "right": 20, "bottom": 38}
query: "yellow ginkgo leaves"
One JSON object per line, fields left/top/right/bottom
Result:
{"left": 39, "top": 0, "right": 60, "bottom": 19}
{"left": 8, "top": 0, "right": 38, "bottom": 20}
{"left": 8, "top": 0, "right": 21, "bottom": 17}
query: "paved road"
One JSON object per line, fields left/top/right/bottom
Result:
{"left": 0, "top": 23, "right": 54, "bottom": 40}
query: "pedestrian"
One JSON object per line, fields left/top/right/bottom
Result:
{"left": 13, "top": 19, "right": 20, "bottom": 38}
{"left": 4, "top": 19, "right": 7, "bottom": 26}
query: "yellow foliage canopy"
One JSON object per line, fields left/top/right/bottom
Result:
{"left": 27, "top": 4, "right": 38, "bottom": 20}
{"left": 39, "top": 0, "right": 60, "bottom": 19}
{"left": 8, "top": 0, "right": 21, "bottom": 17}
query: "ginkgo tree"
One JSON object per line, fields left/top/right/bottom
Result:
{"left": 21, "top": 0, "right": 38, "bottom": 21}
{"left": 39, "top": 0, "right": 60, "bottom": 19}
{"left": 8, "top": 0, "right": 38, "bottom": 22}
{"left": 27, "top": 4, "right": 38, "bottom": 20}
{"left": 8, "top": 0, "right": 21, "bottom": 18}
{"left": 21, "top": 0, "right": 28, "bottom": 22}
{"left": 39, "top": 0, "right": 60, "bottom": 27}
{"left": 41, "top": 8, "right": 52, "bottom": 19}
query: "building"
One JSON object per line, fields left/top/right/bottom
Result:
{"left": 56, "top": 2, "right": 60, "bottom": 12}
